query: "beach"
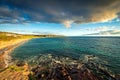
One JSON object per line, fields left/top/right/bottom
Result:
{"left": 0, "top": 39, "right": 31, "bottom": 69}
{"left": 0, "top": 37, "right": 120, "bottom": 80}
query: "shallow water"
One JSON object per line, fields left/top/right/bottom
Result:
{"left": 11, "top": 37, "right": 120, "bottom": 74}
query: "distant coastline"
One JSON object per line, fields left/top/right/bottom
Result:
{"left": 0, "top": 31, "right": 62, "bottom": 69}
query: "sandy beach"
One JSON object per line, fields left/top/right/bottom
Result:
{"left": 0, "top": 39, "right": 31, "bottom": 69}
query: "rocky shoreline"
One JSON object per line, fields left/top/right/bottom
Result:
{"left": 0, "top": 42, "right": 120, "bottom": 80}
{"left": 28, "top": 54, "right": 120, "bottom": 80}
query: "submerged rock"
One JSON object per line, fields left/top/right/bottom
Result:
{"left": 31, "top": 63, "right": 117, "bottom": 80}
{"left": 30, "top": 54, "right": 118, "bottom": 80}
{"left": 0, "top": 54, "right": 119, "bottom": 80}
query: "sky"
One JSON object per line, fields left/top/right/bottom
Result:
{"left": 0, "top": 0, "right": 120, "bottom": 36}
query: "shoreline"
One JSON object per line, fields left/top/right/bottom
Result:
{"left": 0, "top": 38, "right": 31, "bottom": 69}
{"left": 0, "top": 38, "right": 119, "bottom": 79}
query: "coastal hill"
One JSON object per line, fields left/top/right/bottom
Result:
{"left": 0, "top": 31, "right": 61, "bottom": 49}
{"left": 0, "top": 31, "right": 60, "bottom": 41}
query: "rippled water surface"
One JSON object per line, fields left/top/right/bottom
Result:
{"left": 11, "top": 37, "right": 120, "bottom": 74}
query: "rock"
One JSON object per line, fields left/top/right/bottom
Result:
{"left": 16, "top": 61, "right": 26, "bottom": 66}
{"left": 30, "top": 54, "right": 118, "bottom": 80}
{"left": 0, "top": 63, "right": 30, "bottom": 80}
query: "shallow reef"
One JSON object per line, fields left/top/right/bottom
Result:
{"left": 28, "top": 54, "right": 119, "bottom": 80}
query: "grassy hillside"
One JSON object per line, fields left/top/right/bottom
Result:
{"left": 0, "top": 32, "right": 38, "bottom": 41}
{"left": 0, "top": 32, "right": 60, "bottom": 41}
{"left": 0, "top": 31, "right": 61, "bottom": 50}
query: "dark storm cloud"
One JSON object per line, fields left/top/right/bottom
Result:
{"left": 0, "top": 0, "right": 120, "bottom": 27}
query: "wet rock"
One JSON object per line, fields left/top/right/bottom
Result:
{"left": 29, "top": 54, "right": 118, "bottom": 80}
{"left": 31, "top": 63, "right": 118, "bottom": 80}
{"left": 16, "top": 61, "right": 26, "bottom": 66}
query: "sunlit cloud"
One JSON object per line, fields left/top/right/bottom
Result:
{"left": 62, "top": 20, "right": 74, "bottom": 28}
{"left": 0, "top": 0, "right": 120, "bottom": 27}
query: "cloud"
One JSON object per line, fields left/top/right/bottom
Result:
{"left": 62, "top": 20, "right": 74, "bottom": 28}
{"left": 0, "top": 0, "right": 120, "bottom": 27}
{"left": 86, "top": 26, "right": 116, "bottom": 32}
{"left": 85, "top": 29, "right": 120, "bottom": 36}
{"left": 94, "top": 26, "right": 116, "bottom": 32}
{"left": 84, "top": 26, "right": 120, "bottom": 36}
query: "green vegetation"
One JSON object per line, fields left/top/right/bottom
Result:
{"left": 0, "top": 32, "right": 39, "bottom": 41}
{"left": 0, "top": 32, "right": 61, "bottom": 41}
{"left": 8, "top": 65, "right": 25, "bottom": 72}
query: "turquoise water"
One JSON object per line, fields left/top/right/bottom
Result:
{"left": 11, "top": 37, "right": 120, "bottom": 74}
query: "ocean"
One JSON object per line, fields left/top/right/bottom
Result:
{"left": 11, "top": 37, "right": 120, "bottom": 74}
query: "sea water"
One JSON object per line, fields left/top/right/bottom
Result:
{"left": 11, "top": 37, "right": 120, "bottom": 74}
